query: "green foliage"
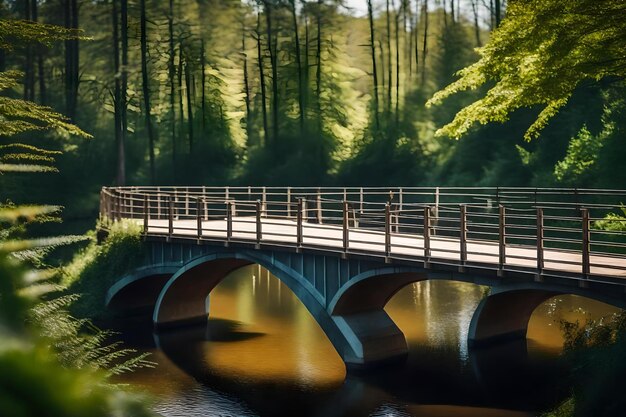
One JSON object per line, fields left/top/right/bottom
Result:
{"left": 427, "top": 0, "right": 626, "bottom": 141}
{"left": 0, "top": 251, "right": 153, "bottom": 417}
{"left": 63, "top": 221, "right": 145, "bottom": 318}
{"left": 546, "top": 311, "right": 626, "bottom": 417}
{"left": 594, "top": 207, "right": 626, "bottom": 232}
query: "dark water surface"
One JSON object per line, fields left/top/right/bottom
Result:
{"left": 114, "top": 265, "right": 619, "bottom": 417}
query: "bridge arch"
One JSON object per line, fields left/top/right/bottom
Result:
{"left": 468, "top": 282, "right": 626, "bottom": 347}
{"left": 106, "top": 265, "right": 181, "bottom": 313}
{"left": 151, "top": 250, "right": 410, "bottom": 369}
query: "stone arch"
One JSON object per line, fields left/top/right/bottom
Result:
{"left": 468, "top": 283, "right": 626, "bottom": 347}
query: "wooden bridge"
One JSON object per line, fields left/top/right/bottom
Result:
{"left": 101, "top": 186, "right": 626, "bottom": 369}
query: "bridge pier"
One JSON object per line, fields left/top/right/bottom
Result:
{"left": 467, "top": 289, "right": 559, "bottom": 347}
{"left": 332, "top": 311, "right": 408, "bottom": 369}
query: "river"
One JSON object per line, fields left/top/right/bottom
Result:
{"left": 114, "top": 265, "right": 618, "bottom": 417}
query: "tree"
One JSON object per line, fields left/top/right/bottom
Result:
{"left": 140, "top": 0, "right": 156, "bottom": 184}
{"left": 427, "top": 0, "right": 626, "bottom": 141}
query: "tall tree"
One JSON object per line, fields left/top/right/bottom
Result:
{"left": 119, "top": 0, "right": 128, "bottom": 185}
{"left": 64, "top": 0, "right": 79, "bottom": 119}
{"left": 24, "top": 0, "right": 34, "bottom": 101}
{"left": 255, "top": 10, "right": 269, "bottom": 146}
{"left": 420, "top": 0, "right": 428, "bottom": 87}
{"left": 201, "top": 39, "right": 207, "bottom": 133}
{"left": 241, "top": 27, "right": 252, "bottom": 143}
{"left": 33, "top": 0, "right": 46, "bottom": 104}
{"left": 470, "top": 0, "right": 481, "bottom": 47}
{"left": 184, "top": 55, "right": 194, "bottom": 153}
{"left": 394, "top": 0, "right": 400, "bottom": 126}
{"left": 289, "top": 0, "right": 305, "bottom": 134}
{"left": 140, "top": 0, "right": 156, "bottom": 184}
{"left": 112, "top": 0, "right": 124, "bottom": 185}
{"left": 263, "top": 0, "right": 279, "bottom": 145}
{"left": 367, "top": 0, "right": 379, "bottom": 129}
{"left": 385, "top": 0, "right": 392, "bottom": 115}
{"left": 168, "top": 0, "right": 177, "bottom": 178}
{"left": 315, "top": 0, "right": 322, "bottom": 132}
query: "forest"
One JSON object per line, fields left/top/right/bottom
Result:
{"left": 2, "top": 0, "right": 626, "bottom": 416}
{"left": 0, "top": 0, "right": 623, "bottom": 224}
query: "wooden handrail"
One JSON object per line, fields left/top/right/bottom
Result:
{"left": 98, "top": 186, "right": 626, "bottom": 282}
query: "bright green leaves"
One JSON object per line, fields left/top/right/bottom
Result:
{"left": 427, "top": 0, "right": 626, "bottom": 141}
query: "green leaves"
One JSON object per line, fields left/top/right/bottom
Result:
{"left": 427, "top": 0, "right": 626, "bottom": 141}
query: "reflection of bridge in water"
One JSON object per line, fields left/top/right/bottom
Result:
{"left": 101, "top": 186, "right": 626, "bottom": 369}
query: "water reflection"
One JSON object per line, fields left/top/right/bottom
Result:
{"left": 115, "top": 265, "right": 619, "bottom": 417}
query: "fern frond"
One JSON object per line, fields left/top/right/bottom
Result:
{"left": 0, "top": 205, "right": 62, "bottom": 222}
{"left": 0, "top": 163, "right": 58, "bottom": 173}
{"left": 0, "top": 143, "right": 62, "bottom": 155}
{"left": 1, "top": 153, "right": 56, "bottom": 163}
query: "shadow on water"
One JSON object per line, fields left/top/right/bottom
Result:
{"left": 109, "top": 268, "right": 595, "bottom": 417}
{"left": 108, "top": 316, "right": 562, "bottom": 417}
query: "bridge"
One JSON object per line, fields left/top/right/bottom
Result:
{"left": 100, "top": 186, "right": 626, "bottom": 369}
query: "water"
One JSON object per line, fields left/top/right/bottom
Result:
{"left": 114, "top": 265, "right": 619, "bottom": 417}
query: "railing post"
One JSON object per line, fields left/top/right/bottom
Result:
{"left": 226, "top": 200, "right": 233, "bottom": 244}
{"left": 582, "top": 208, "right": 590, "bottom": 278}
{"left": 256, "top": 199, "right": 262, "bottom": 248}
{"left": 297, "top": 198, "right": 303, "bottom": 249}
{"left": 385, "top": 203, "right": 391, "bottom": 261}
{"left": 424, "top": 206, "right": 431, "bottom": 266}
{"left": 168, "top": 196, "right": 174, "bottom": 240}
{"left": 287, "top": 187, "right": 292, "bottom": 218}
{"left": 536, "top": 207, "right": 544, "bottom": 278}
{"left": 499, "top": 204, "right": 506, "bottom": 275}
{"left": 433, "top": 187, "right": 440, "bottom": 236}
{"left": 262, "top": 186, "right": 267, "bottom": 217}
{"left": 157, "top": 187, "right": 161, "bottom": 219}
{"left": 185, "top": 187, "right": 190, "bottom": 216}
{"left": 173, "top": 189, "right": 178, "bottom": 220}
{"left": 460, "top": 204, "right": 467, "bottom": 270}
{"left": 343, "top": 200, "right": 349, "bottom": 256}
{"left": 197, "top": 198, "right": 202, "bottom": 240}
{"left": 359, "top": 187, "right": 364, "bottom": 214}
{"left": 143, "top": 194, "right": 148, "bottom": 234}
{"left": 316, "top": 188, "right": 322, "bottom": 224}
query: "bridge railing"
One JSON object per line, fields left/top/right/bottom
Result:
{"left": 100, "top": 186, "right": 626, "bottom": 281}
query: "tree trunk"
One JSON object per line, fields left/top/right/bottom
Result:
{"left": 256, "top": 11, "right": 269, "bottom": 147}
{"left": 394, "top": 0, "right": 400, "bottom": 127}
{"left": 264, "top": 0, "right": 279, "bottom": 146}
{"left": 32, "top": 0, "right": 46, "bottom": 104}
{"left": 168, "top": 0, "right": 177, "bottom": 179}
{"left": 201, "top": 39, "right": 207, "bottom": 134}
{"left": 470, "top": 0, "right": 481, "bottom": 46}
{"left": 24, "top": 0, "right": 34, "bottom": 101}
{"left": 367, "top": 0, "right": 379, "bottom": 130}
{"left": 177, "top": 46, "right": 185, "bottom": 153}
{"left": 315, "top": 0, "right": 322, "bottom": 132}
{"left": 290, "top": 0, "right": 305, "bottom": 135}
{"left": 386, "top": 0, "right": 391, "bottom": 116}
{"left": 120, "top": 0, "right": 128, "bottom": 185}
{"left": 184, "top": 59, "right": 194, "bottom": 153}
{"left": 495, "top": 0, "right": 501, "bottom": 27}
{"left": 420, "top": 0, "right": 428, "bottom": 87}
{"left": 140, "top": 0, "right": 156, "bottom": 184}
{"left": 64, "top": 0, "right": 78, "bottom": 119}
{"left": 112, "top": 0, "right": 125, "bottom": 186}
{"left": 242, "top": 28, "right": 252, "bottom": 144}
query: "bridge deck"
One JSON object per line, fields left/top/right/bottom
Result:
{"left": 140, "top": 217, "right": 626, "bottom": 279}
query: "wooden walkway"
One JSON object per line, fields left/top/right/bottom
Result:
{"left": 141, "top": 217, "right": 626, "bottom": 279}
{"left": 99, "top": 186, "right": 626, "bottom": 283}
